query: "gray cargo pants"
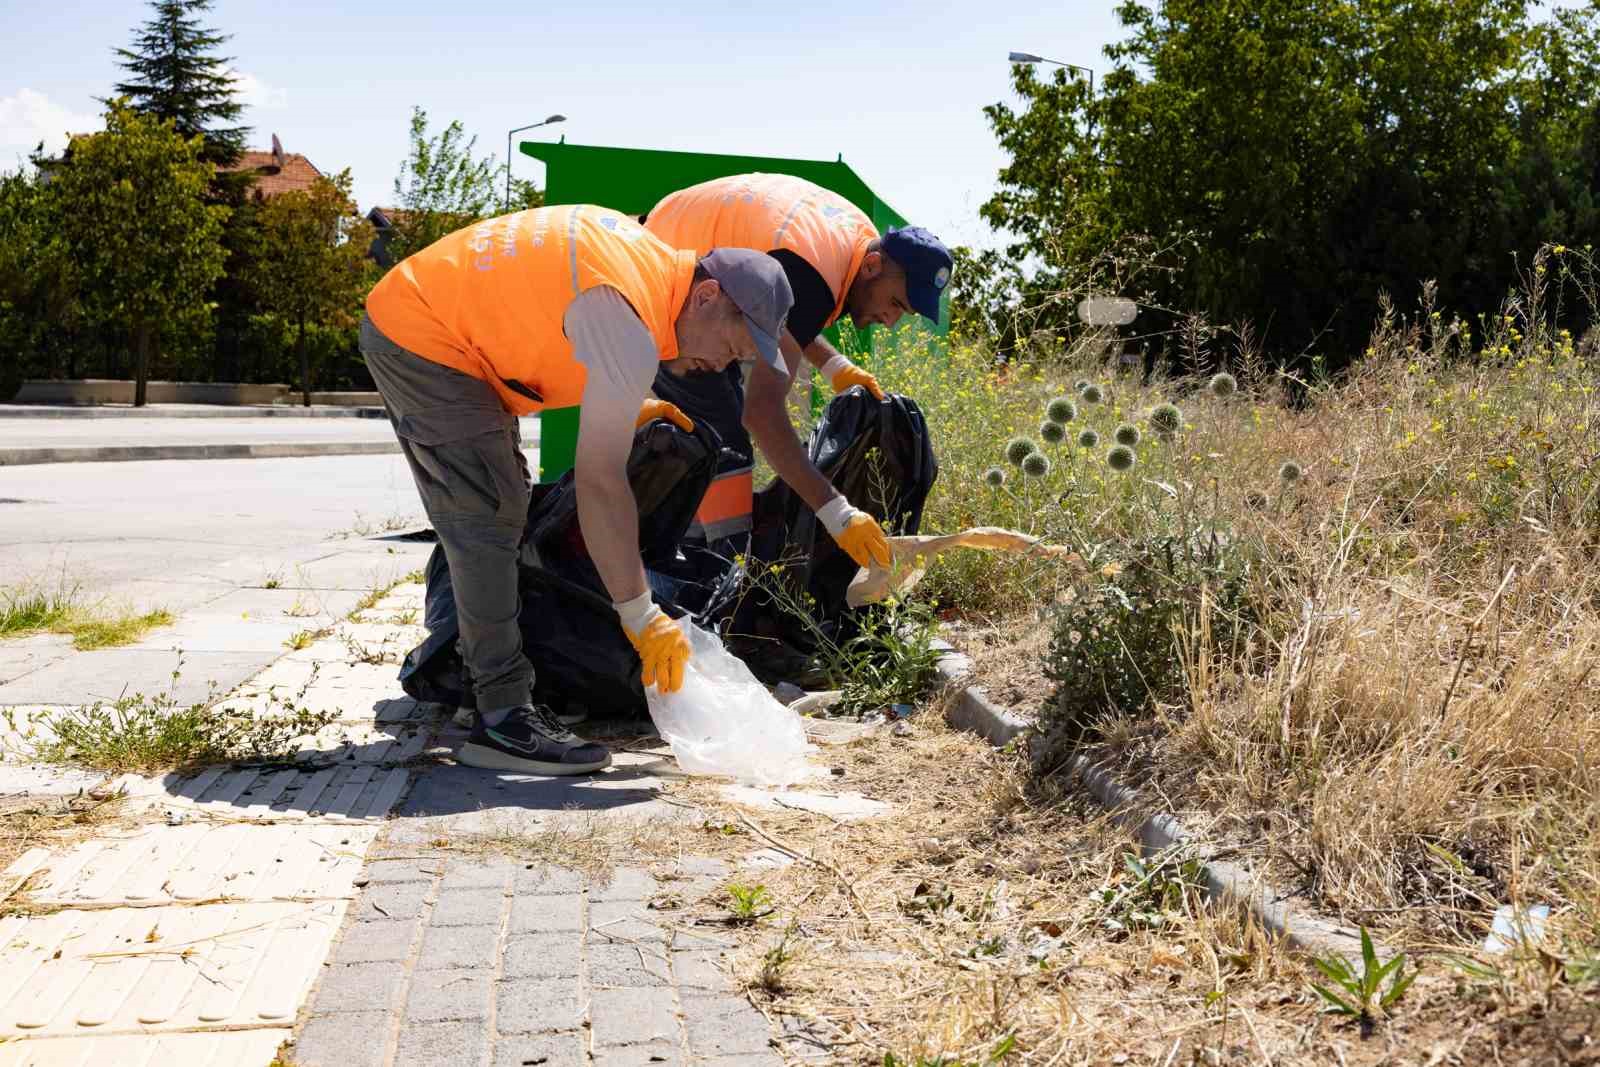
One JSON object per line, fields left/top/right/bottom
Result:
{"left": 360, "top": 314, "right": 534, "bottom": 713}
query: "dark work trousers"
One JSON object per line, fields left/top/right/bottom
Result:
{"left": 360, "top": 314, "right": 534, "bottom": 713}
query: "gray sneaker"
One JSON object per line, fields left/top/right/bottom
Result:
{"left": 454, "top": 704, "right": 588, "bottom": 728}
{"left": 457, "top": 704, "right": 612, "bottom": 775}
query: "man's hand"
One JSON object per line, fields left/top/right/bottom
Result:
{"left": 615, "top": 592, "right": 690, "bottom": 693}
{"left": 816, "top": 496, "right": 892, "bottom": 569}
{"left": 636, "top": 398, "right": 694, "bottom": 432}
{"left": 828, "top": 360, "right": 886, "bottom": 401}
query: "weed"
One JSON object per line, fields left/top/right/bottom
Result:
{"left": 284, "top": 629, "right": 319, "bottom": 651}
{"left": 68, "top": 608, "right": 173, "bottom": 650}
{"left": 2, "top": 582, "right": 173, "bottom": 650}
{"left": 348, "top": 586, "right": 385, "bottom": 619}
{"left": 1095, "top": 848, "right": 1208, "bottom": 934}
{"left": 1309, "top": 927, "right": 1417, "bottom": 1021}
{"left": 0, "top": 586, "right": 77, "bottom": 637}
{"left": 757, "top": 919, "right": 799, "bottom": 993}
{"left": 726, "top": 882, "right": 773, "bottom": 924}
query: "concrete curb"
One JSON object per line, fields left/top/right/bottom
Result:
{"left": 932, "top": 647, "right": 1366, "bottom": 960}
{"left": 0, "top": 404, "right": 389, "bottom": 419}
{"left": 0, "top": 440, "right": 404, "bottom": 466}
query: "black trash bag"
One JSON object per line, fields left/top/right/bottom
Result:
{"left": 717, "top": 388, "right": 939, "bottom": 682}
{"left": 398, "top": 416, "right": 721, "bottom": 719}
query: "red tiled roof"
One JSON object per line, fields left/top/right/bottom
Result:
{"left": 223, "top": 150, "right": 323, "bottom": 198}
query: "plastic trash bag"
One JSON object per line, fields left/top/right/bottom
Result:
{"left": 646, "top": 619, "right": 813, "bottom": 786}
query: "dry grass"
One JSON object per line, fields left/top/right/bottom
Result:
{"left": 0, "top": 794, "right": 125, "bottom": 887}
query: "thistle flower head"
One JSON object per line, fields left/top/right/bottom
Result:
{"left": 983, "top": 466, "right": 1006, "bottom": 488}
{"left": 1074, "top": 379, "right": 1091, "bottom": 394}
{"left": 1278, "top": 460, "right": 1303, "bottom": 486}
{"left": 1040, "top": 420, "right": 1067, "bottom": 444}
{"left": 1081, "top": 384, "right": 1104, "bottom": 404}
{"left": 1209, "top": 372, "right": 1238, "bottom": 398}
{"left": 1114, "top": 423, "right": 1142, "bottom": 447}
{"left": 1245, "top": 490, "right": 1269, "bottom": 511}
{"left": 1005, "top": 436, "right": 1038, "bottom": 467}
{"left": 1021, "top": 452, "right": 1050, "bottom": 478}
{"left": 1149, "top": 403, "right": 1182, "bottom": 434}
{"left": 1107, "top": 445, "right": 1137, "bottom": 472}
{"left": 1046, "top": 396, "right": 1078, "bottom": 424}
{"left": 1077, "top": 428, "right": 1100, "bottom": 449}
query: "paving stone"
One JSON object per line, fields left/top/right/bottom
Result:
{"left": 590, "top": 985, "right": 679, "bottom": 1048}
{"left": 702, "top": 1054, "right": 784, "bottom": 1066}
{"left": 416, "top": 921, "right": 499, "bottom": 970}
{"left": 501, "top": 932, "right": 582, "bottom": 979}
{"left": 362, "top": 856, "right": 442, "bottom": 884}
{"left": 440, "top": 856, "right": 518, "bottom": 890}
{"left": 495, "top": 976, "right": 582, "bottom": 1034}
{"left": 293, "top": 1010, "right": 390, "bottom": 1067}
{"left": 396, "top": 1019, "right": 491, "bottom": 1064}
{"left": 588, "top": 900, "right": 667, "bottom": 943}
{"left": 592, "top": 1044, "right": 685, "bottom": 1066}
{"left": 665, "top": 927, "right": 734, "bottom": 952}
{"left": 365, "top": 878, "right": 431, "bottom": 920}
{"left": 311, "top": 961, "right": 406, "bottom": 1013}
{"left": 429, "top": 885, "right": 504, "bottom": 926}
{"left": 682, "top": 993, "right": 778, "bottom": 1057}
{"left": 587, "top": 940, "right": 671, "bottom": 987}
{"left": 492, "top": 1030, "right": 587, "bottom": 1067}
{"left": 329, "top": 917, "right": 417, "bottom": 963}
{"left": 514, "top": 864, "right": 586, "bottom": 894}
{"left": 509, "top": 892, "right": 583, "bottom": 933}
{"left": 670, "top": 948, "right": 727, "bottom": 991}
{"left": 588, "top": 866, "right": 658, "bottom": 901}
{"left": 405, "top": 970, "right": 491, "bottom": 1023}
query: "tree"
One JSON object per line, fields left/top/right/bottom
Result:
{"left": 978, "top": 0, "right": 1600, "bottom": 363}
{"left": 48, "top": 101, "right": 228, "bottom": 406}
{"left": 242, "top": 171, "right": 376, "bottom": 405}
{"left": 386, "top": 108, "right": 542, "bottom": 263}
{"left": 0, "top": 170, "right": 80, "bottom": 398}
{"left": 112, "top": 0, "right": 248, "bottom": 166}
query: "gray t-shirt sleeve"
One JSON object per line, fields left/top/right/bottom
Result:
{"left": 565, "top": 285, "right": 660, "bottom": 469}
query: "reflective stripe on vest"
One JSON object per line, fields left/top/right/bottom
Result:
{"left": 690, "top": 466, "right": 754, "bottom": 542}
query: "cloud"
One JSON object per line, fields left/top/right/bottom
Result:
{"left": 0, "top": 88, "right": 98, "bottom": 169}
{"left": 224, "top": 69, "right": 288, "bottom": 112}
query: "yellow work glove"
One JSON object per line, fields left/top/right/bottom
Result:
{"left": 615, "top": 592, "right": 690, "bottom": 693}
{"left": 821, "top": 354, "right": 886, "bottom": 401}
{"left": 816, "top": 496, "right": 892, "bottom": 570}
{"left": 636, "top": 398, "right": 694, "bottom": 433}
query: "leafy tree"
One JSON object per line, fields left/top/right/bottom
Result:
{"left": 48, "top": 101, "right": 229, "bottom": 406}
{"left": 111, "top": 0, "right": 247, "bottom": 166}
{"left": 978, "top": 0, "right": 1600, "bottom": 363}
{"left": 385, "top": 107, "right": 542, "bottom": 263}
{"left": 0, "top": 170, "right": 80, "bottom": 398}
{"left": 242, "top": 171, "right": 376, "bottom": 405}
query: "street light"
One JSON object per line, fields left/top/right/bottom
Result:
{"left": 505, "top": 114, "right": 566, "bottom": 212}
{"left": 1007, "top": 51, "right": 1093, "bottom": 97}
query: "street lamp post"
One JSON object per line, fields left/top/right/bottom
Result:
{"left": 1007, "top": 51, "right": 1093, "bottom": 98}
{"left": 504, "top": 114, "right": 567, "bottom": 212}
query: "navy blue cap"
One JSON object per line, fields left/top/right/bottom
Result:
{"left": 881, "top": 226, "right": 953, "bottom": 323}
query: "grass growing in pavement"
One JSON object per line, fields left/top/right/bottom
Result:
{"left": 1, "top": 584, "right": 174, "bottom": 650}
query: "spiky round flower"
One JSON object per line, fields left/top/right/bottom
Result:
{"left": 1107, "top": 445, "right": 1137, "bottom": 472}
{"left": 983, "top": 466, "right": 1006, "bottom": 488}
{"left": 1245, "top": 490, "right": 1269, "bottom": 511}
{"left": 1040, "top": 420, "right": 1067, "bottom": 444}
{"left": 1074, "top": 379, "right": 1091, "bottom": 394}
{"left": 1077, "top": 428, "right": 1100, "bottom": 449}
{"left": 1021, "top": 452, "right": 1050, "bottom": 478}
{"left": 1148, "top": 403, "right": 1182, "bottom": 435}
{"left": 1005, "top": 436, "right": 1038, "bottom": 467}
{"left": 1046, "top": 396, "right": 1078, "bottom": 424}
{"left": 1081, "top": 384, "right": 1104, "bottom": 405}
{"left": 1209, "top": 372, "right": 1238, "bottom": 399}
{"left": 1278, "top": 460, "right": 1303, "bottom": 486}
{"left": 1114, "top": 423, "right": 1142, "bottom": 447}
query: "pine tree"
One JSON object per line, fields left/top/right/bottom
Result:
{"left": 111, "top": 0, "right": 248, "bottom": 166}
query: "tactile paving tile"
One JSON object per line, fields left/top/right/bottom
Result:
{"left": 291, "top": 720, "right": 430, "bottom": 765}
{"left": 13, "top": 823, "right": 376, "bottom": 907}
{"left": 0, "top": 899, "right": 347, "bottom": 1038}
{"left": 164, "top": 764, "right": 414, "bottom": 822}
{"left": 0, "top": 1027, "right": 289, "bottom": 1066}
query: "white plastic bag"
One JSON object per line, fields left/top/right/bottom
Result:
{"left": 645, "top": 619, "right": 813, "bottom": 785}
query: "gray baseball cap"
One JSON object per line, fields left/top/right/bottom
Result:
{"left": 698, "top": 248, "right": 793, "bottom": 373}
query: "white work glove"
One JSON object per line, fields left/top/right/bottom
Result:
{"left": 816, "top": 496, "right": 892, "bottom": 569}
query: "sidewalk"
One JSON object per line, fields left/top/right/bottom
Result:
{"left": 0, "top": 583, "right": 798, "bottom": 1066}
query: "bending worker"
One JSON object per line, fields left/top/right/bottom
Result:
{"left": 643, "top": 172, "right": 953, "bottom": 564}
{"left": 360, "top": 204, "right": 797, "bottom": 776}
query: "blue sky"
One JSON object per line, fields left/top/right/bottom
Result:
{"left": 0, "top": 0, "right": 1126, "bottom": 251}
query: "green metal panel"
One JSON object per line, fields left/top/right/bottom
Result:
{"left": 518, "top": 139, "right": 945, "bottom": 479}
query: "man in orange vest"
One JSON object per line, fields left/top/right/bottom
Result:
{"left": 643, "top": 173, "right": 952, "bottom": 560}
{"left": 362, "top": 204, "right": 833, "bottom": 775}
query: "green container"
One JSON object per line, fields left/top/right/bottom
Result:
{"left": 519, "top": 138, "right": 946, "bottom": 481}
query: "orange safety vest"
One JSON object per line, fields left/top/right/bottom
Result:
{"left": 644, "top": 173, "right": 877, "bottom": 330}
{"left": 366, "top": 205, "right": 697, "bottom": 416}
